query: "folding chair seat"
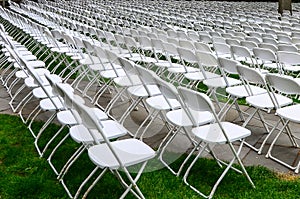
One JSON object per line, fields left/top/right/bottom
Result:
{"left": 41, "top": 29, "right": 71, "bottom": 72}
{"left": 104, "top": 31, "right": 125, "bottom": 54}
{"left": 178, "top": 87, "right": 255, "bottom": 199}
{"left": 237, "top": 65, "right": 293, "bottom": 154}
{"left": 277, "top": 51, "right": 300, "bottom": 77}
{"left": 150, "top": 38, "right": 176, "bottom": 74}
{"left": 265, "top": 73, "right": 300, "bottom": 173}
{"left": 136, "top": 36, "right": 157, "bottom": 64}
{"left": 161, "top": 44, "right": 197, "bottom": 82}
{"left": 113, "top": 34, "right": 135, "bottom": 57}
{"left": 68, "top": 91, "right": 155, "bottom": 199}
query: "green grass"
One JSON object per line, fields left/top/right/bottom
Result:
{"left": 0, "top": 114, "right": 299, "bottom": 199}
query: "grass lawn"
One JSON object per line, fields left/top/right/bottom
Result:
{"left": 0, "top": 113, "right": 299, "bottom": 199}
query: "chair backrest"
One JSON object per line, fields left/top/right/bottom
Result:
{"left": 196, "top": 50, "right": 217, "bottom": 67}
{"left": 277, "top": 44, "right": 298, "bottom": 53}
{"left": 213, "top": 42, "right": 231, "bottom": 57}
{"left": 179, "top": 40, "right": 195, "bottom": 51}
{"left": 177, "top": 47, "right": 198, "bottom": 65}
{"left": 177, "top": 86, "right": 215, "bottom": 126}
{"left": 231, "top": 45, "right": 252, "bottom": 58}
{"left": 240, "top": 40, "right": 258, "bottom": 51}
{"left": 236, "top": 64, "right": 268, "bottom": 96}
{"left": 225, "top": 38, "right": 240, "bottom": 46}
{"left": 153, "top": 75, "right": 181, "bottom": 108}
{"left": 194, "top": 41, "right": 212, "bottom": 53}
{"left": 218, "top": 57, "right": 239, "bottom": 75}
{"left": 265, "top": 74, "right": 300, "bottom": 95}
{"left": 253, "top": 47, "right": 277, "bottom": 62}
{"left": 277, "top": 51, "right": 300, "bottom": 65}
{"left": 236, "top": 64, "right": 266, "bottom": 85}
{"left": 134, "top": 64, "right": 157, "bottom": 86}
{"left": 258, "top": 42, "right": 278, "bottom": 53}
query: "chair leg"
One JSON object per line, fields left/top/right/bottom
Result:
{"left": 74, "top": 167, "right": 105, "bottom": 199}
{"left": 34, "top": 112, "right": 57, "bottom": 157}
{"left": 47, "top": 132, "right": 70, "bottom": 175}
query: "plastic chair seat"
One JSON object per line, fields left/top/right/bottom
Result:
{"left": 276, "top": 104, "right": 300, "bottom": 123}
{"left": 79, "top": 54, "right": 105, "bottom": 65}
{"left": 284, "top": 65, "right": 300, "bottom": 72}
{"left": 57, "top": 110, "right": 79, "bottom": 125}
{"left": 70, "top": 119, "right": 126, "bottom": 143}
{"left": 100, "top": 69, "right": 126, "bottom": 78}
{"left": 246, "top": 93, "right": 292, "bottom": 109}
{"left": 27, "top": 60, "right": 46, "bottom": 68}
{"left": 184, "top": 71, "right": 219, "bottom": 81}
{"left": 128, "top": 56, "right": 157, "bottom": 63}
{"left": 262, "top": 62, "right": 278, "bottom": 70}
{"left": 89, "top": 63, "right": 122, "bottom": 71}
{"left": 24, "top": 75, "right": 51, "bottom": 87}
{"left": 154, "top": 62, "right": 183, "bottom": 68}
{"left": 88, "top": 138, "right": 155, "bottom": 169}
{"left": 168, "top": 66, "right": 198, "bottom": 73}
{"left": 22, "top": 54, "right": 37, "bottom": 61}
{"left": 192, "top": 122, "right": 251, "bottom": 144}
{"left": 203, "top": 77, "right": 241, "bottom": 88}
{"left": 16, "top": 68, "right": 49, "bottom": 79}
{"left": 166, "top": 109, "right": 214, "bottom": 127}
{"left": 226, "top": 85, "right": 267, "bottom": 98}
{"left": 50, "top": 47, "right": 70, "bottom": 53}
{"left": 70, "top": 125, "right": 103, "bottom": 143}
{"left": 39, "top": 96, "right": 65, "bottom": 111}
{"left": 127, "top": 84, "right": 161, "bottom": 97}
{"left": 146, "top": 95, "right": 181, "bottom": 110}
{"left": 113, "top": 75, "right": 142, "bottom": 87}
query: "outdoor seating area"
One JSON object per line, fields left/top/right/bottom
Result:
{"left": 1, "top": 0, "right": 300, "bottom": 198}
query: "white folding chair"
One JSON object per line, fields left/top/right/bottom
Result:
{"left": 265, "top": 73, "right": 300, "bottom": 173}
{"left": 177, "top": 87, "right": 255, "bottom": 199}
{"left": 53, "top": 83, "right": 128, "bottom": 198}
{"left": 118, "top": 64, "right": 161, "bottom": 126}
{"left": 68, "top": 92, "right": 155, "bottom": 199}
{"left": 237, "top": 65, "right": 293, "bottom": 154}
{"left": 157, "top": 83, "right": 214, "bottom": 176}
{"left": 203, "top": 57, "right": 242, "bottom": 113}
